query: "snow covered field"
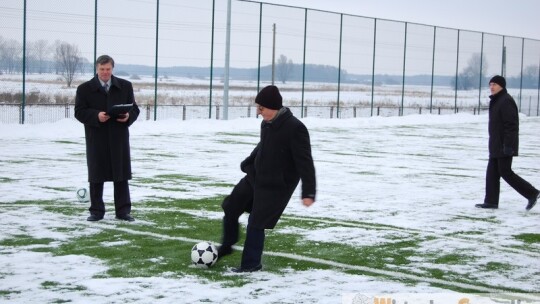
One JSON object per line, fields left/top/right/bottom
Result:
{"left": 0, "top": 113, "right": 539, "bottom": 303}
{"left": 0, "top": 73, "right": 518, "bottom": 108}
{"left": 2, "top": 73, "right": 539, "bottom": 125}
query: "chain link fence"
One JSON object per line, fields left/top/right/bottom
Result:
{"left": 1, "top": 0, "right": 539, "bottom": 123}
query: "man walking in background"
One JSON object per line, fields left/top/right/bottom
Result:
{"left": 476, "top": 75, "right": 539, "bottom": 210}
{"left": 75, "top": 55, "right": 140, "bottom": 222}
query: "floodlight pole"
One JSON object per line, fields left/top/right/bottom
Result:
{"left": 223, "top": 0, "right": 232, "bottom": 120}
{"left": 93, "top": 0, "right": 97, "bottom": 74}
{"left": 272, "top": 23, "right": 276, "bottom": 85}
{"left": 153, "top": 0, "right": 160, "bottom": 121}
{"left": 21, "top": 0, "right": 27, "bottom": 124}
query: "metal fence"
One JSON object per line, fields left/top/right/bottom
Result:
{"left": 0, "top": 103, "right": 497, "bottom": 125}
{"left": 1, "top": 0, "right": 539, "bottom": 124}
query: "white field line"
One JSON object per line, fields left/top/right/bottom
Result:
{"left": 90, "top": 222, "right": 520, "bottom": 294}
{"left": 281, "top": 215, "right": 540, "bottom": 258}
{"left": 136, "top": 206, "right": 540, "bottom": 258}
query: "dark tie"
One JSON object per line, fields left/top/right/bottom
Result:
{"left": 103, "top": 83, "right": 109, "bottom": 92}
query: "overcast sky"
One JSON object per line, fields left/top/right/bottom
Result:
{"left": 1, "top": 0, "right": 538, "bottom": 70}
{"left": 262, "top": 0, "right": 540, "bottom": 40}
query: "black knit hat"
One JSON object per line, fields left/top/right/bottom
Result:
{"left": 489, "top": 75, "right": 506, "bottom": 89}
{"left": 255, "top": 85, "right": 283, "bottom": 110}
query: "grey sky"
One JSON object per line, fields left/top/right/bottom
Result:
{"left": 263, "top": 0, "right": 540, "bottom": 40}
{"left": 1, "top": 0, "right": 538, "bottom": 75}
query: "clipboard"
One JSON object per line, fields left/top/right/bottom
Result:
{"left": 107, "top": 103, "right": 133, "bottom": 118}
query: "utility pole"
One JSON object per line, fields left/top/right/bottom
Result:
{"left": 501, "top": 45, "right": 506, "bottom": 77}
{"left": 272, "top": 23, "right": 276, "bottom": 85}
{"left": 223, "top": 0, "right": 231, "bottom": 120}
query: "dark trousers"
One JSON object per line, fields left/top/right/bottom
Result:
{"left": 240, "top": 226, "right": 265, "bottom": 268}
{"left": 221, "top": 176, "right": 266, "bottom": 268}
{"left": 484, "top": 157, "right": 538, "bottom": 204}
{"left": 89, "top": 180, "right": 131, "bottom": 217}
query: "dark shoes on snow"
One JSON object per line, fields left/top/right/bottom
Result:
{"left": 526, "top": 192, "right": 539, "bottom": 211}
{"left": 87, "top": 214, "right": 135, "bottom": 221}
{"left": 475, "top": 203, "right": 498, "bottom": 209}
{"left": 232, "top": 264, "right": 262, "bottom": 273}
{"left": 475, "top": 191, "right": 539, "bottom": 211}
{"left": 216, "top": 246, "right": 263, "bottom": 272}
{"left": 87, "top": 214, "right": 103, "bottom": 221}
{"left": 115, "top": 214, "right": 135, "bottom": 222}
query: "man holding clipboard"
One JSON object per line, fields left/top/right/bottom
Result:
{"left": 75, "top": 55, "right": 140, "bottom": 222}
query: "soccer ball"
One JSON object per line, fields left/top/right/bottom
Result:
{"left": 191, "top": 241, "right": 218, "bottom": 268}
{"left": 76, "top": 188, "right": 89, "bottom": 203}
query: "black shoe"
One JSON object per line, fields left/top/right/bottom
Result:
{"left": 87, "top": 214, "right": 103, "bottom": 221}
{"left": 475, "top": 203, "right": 498, "bottom": 209}
{"left": 115, "top": 214, "right": 135, "bottom": 222}
{"left": 526, "top": 192, "right": 539, "bottom": 211}
{"left": 232, "top": 264, "right": 262, "bottom": 273}
{"left": 217, "top": 246, "right": 233, "bottom": 260}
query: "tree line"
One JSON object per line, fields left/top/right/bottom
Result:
{"left": 1, "top": 36, "right": 539, "bottom": 89}
{"left": 267, "top": 53, "right": 538, "bottom": 89}
{"left": 0, "top": 36, "right": 87, "bottom": 87}
{"left": 451, "top": 53, "right": 540, "bottom": 90}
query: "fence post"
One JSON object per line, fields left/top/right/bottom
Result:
{"left": 65, "top": 103, "right": 70, "bottom": 118}
{"left": 216, "top": 105, "right": 220, "bottom": 120}
{"left": 419, "top": 107, "right": 422, "bottom": 115}
{"left": 353, "top": 106, "right": 356, "bottom": 118}
{"left": 182, "top": 105, "right": 186, "bottom": 120}
{"left": 330, "top": 106, "right": 334, "bottom": 118}
{"left": 377, "top": 107, "right": 380, "bottom": 116}
{"left": 304, "top": 106, "right": 307, "bottom": 118}
{"left": 146, "top": 104, "right": 151, "bottom": 120}
{"left": 438, "top": 107, "right": 441, "bottom": 115}
{"left": 247, "top": 105, "right": 251, "bottom": 118}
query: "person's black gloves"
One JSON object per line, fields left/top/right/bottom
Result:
{"left": 503, "top": 145, "right": 514, "bottom": 156}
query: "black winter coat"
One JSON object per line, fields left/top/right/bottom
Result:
{"left": 240, "top": 108, "right": 316, "bottom": 229}
{"left": 488, "top": 88, "right": 519, "bottom": 158}
{"left": 75, "top": 75, "right": 140, "bottom": 182}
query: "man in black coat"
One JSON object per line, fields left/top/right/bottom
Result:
{"left": 75, "top": 55, "right": 140, "bottom": 222}
{"left": 218, "top": 85, "right": 316, "bottom": 272}
{"left": 476, "top": 75, "right": 539, "bottom": 210}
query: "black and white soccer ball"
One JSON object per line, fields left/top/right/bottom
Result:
{"left": 191, "top": 241, "right": 218, "bottom": 268}
{"left": 76, "top": 188, "right": 89, "bottom": 203}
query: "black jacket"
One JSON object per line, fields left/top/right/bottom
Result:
{"left": 240, "top": 108, "right": 316, "bottom": 229}
{"left": 488, "top": 88, "right": 519, "bottom": 158}
{"left": 75, "top": 75, "right": 140, "bottom": 182}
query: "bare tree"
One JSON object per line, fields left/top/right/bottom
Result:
{"left": 522, "top": 65, "right": 539, "bottom": 88}
{"left": 55, "top": 41, "right": 82, "bottom": 87}
{"left": 276, "top": 54, "right": 294, "bottom": 84}
{"left": 25, "top": 41, "right": 37, "bottom": 74}
{"left": 33, "top": 39, "right": 51, "bottom": 74}
{"left": 0, "top": 36, "right": 4, "bottom": 74}
{"left": 453, "top": 53, "right": 488, "bottom": 90}
{"left": 0, "top": 38, "right": 22, "bottom": 74}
